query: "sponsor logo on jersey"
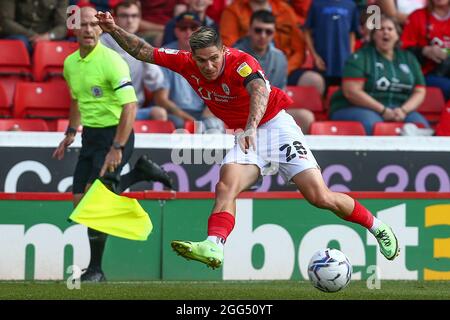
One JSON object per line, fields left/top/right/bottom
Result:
{"left": 237, "top": 62, "right": 252, "bottom": 77}
{"left": 399, "top": 64, "right": 410, "bottom": 74}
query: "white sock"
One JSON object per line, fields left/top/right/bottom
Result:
{"left": 207, "top": 236, "right": 224, "bottom": 250}
{"left": 369, "top": 217, "right": 383, "bottom": 234}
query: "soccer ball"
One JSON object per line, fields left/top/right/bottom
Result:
{"left": 307, "top": 248, "right": 352, "bottom": 293}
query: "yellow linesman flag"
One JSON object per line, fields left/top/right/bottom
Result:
{"left": 69, "top": 179, "right": 152, "bottom": 241}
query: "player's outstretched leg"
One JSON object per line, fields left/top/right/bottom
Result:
{"left": 171, "top": 164, "right": 260, "bottom": 269}
{"left": 171, "top": 239, "right": 224, "bottom": 269}
{"left": 294, "top": 168, "right": 400, "bottom": 261}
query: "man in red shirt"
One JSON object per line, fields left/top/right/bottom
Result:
{"left": 96, "top": 11, "right": 400, "bottom": 268}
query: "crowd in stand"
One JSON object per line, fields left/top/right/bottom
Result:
{"left": 0, "top": 0, "right": 448, "bottom": 135}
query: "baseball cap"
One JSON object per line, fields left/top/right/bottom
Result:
{"left": 175, "top": 12, "right": 201, "bottom": 29}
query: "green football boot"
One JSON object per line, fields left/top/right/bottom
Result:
{"left": 171, "top": 240, "right": 224, "bottom": 269}
{"left": 374, "top": 223, "right": 400, "bottom": 260}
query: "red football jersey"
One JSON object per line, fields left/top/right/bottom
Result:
{"left": 402, "top": 8, "right": 450, "bottom": 74}
{"left": 153, "top": 47, "right": 293, "bottom": 130}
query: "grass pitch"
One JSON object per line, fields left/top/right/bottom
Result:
{"left": 0, "top": 280, "right": 449, "bottom": 300}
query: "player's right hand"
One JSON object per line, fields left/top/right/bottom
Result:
{"left": 52, "top": 136, "right": 75, "bottom": 160}
{"left": 237, "top": 128, "right": 256, "bottom": 154}
{"left": 95, "top": 11, "right": 116, "bottom": 33}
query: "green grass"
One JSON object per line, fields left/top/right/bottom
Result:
{"left": 0, "top": 280, "right": 449, "bottom": 300}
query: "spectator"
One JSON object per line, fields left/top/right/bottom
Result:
{"left": 162, "top": 0, "right": 217, "bottom": 46}
{"left": 285, "top": 0, "right": 312, "bottom": 26}
{"left": 0, "top": 0, "right": 68, "bottom": 53}
{"left": 206, "top": 0, "right": 232, "bottom": 24}
{"left": 101, "top": 0, "right": 168, "bottom": 121}
{"left": 376, "top": 0, "right": 426, "bottom": 25}
{"left": 330, "top": 15, "right": 430, "bottom": 135}
{"left": 402, "top": 0, "right": 449, "bottom": 101}
{"left": 138, "top": 0, "right": 185, "bottom": 47}
{"left": 304, "top": 0, "right": 360, "bottom": 88}
{"left": 220, "top": 0, "right": 306, "bottom": 79}
{"left": 234, "top": 10, "right": 315, "bottom": 133}
{"left": 159, "top": 12, "right": 225, "bottom": 132}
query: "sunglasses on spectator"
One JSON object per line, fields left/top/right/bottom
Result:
{"left": 177, "top": 26, "right": 199, "bottom": 31}
{"left": 253, "top": 27, "right": 274, "bottom": 36}
{"left": 117, "top": 13, "right": 140, "bottom": 19}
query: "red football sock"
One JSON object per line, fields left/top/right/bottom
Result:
{"left": 207, "top": 211, "right": 235, "bottom": 242}
{"left": 344, "top": 200, "right": 374, "bottom": 229}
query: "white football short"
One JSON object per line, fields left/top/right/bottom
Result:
{"left": 222, "top": 109, "right": 319, "bottom": 183}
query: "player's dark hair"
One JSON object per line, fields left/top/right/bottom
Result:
{"left": 250, "top": 10, "right": 275, "bottom": 25}
{"left": 189, "top": 27, "right": 223, "bottom": 52}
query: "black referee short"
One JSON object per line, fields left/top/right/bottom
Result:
{"left": 72, "top": 125, "right": 134, "bottom": 194}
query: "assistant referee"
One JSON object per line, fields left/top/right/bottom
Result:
{"left": 53, "top": 6, "right": 137, "bottom": 282}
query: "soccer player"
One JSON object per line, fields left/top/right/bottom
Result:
{"left": 53, "top": 7, "right": 172, "bottom": 282}
{"left": 96, "top": 11, "right": 400, "bottom": 269}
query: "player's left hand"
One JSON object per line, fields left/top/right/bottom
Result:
{"left": 237, "top": 128, "right": 256, "bottom": 154}
{"left": 95, "top": 11, "right": 116, "bottom": 33}
{"left": 100, "top": 148, "right": 122, "bottom": 177}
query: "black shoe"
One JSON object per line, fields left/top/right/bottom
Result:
{"left": 80, "top": 268, "right": 106, "bottom": 282}
{"left": 99, "top": 171, "right": 121, "bottom": 194}
{"left": 135, "top": 154, "right": 174, "bottom": 189}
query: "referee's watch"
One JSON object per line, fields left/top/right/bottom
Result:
{"left": 112, "top": 141, "right": 124, "bottom": 151}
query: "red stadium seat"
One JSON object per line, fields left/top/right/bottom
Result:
{"left": 373, "top": 122, "right": 426, "bottom": 136}
{"left": 0, "top": 118, "right": 49, "bottom": 131}
{"left": 184, "top": 120, "right": 196, "bottom": 133}
{"left": 324, "top": 85, "right": 340, "bottom": 111}
{"left": 33, "top": 41, "right": 79, "bottom": 81}
{"left": 0, "top": 40, "right": 32, "bottom": 109}
{"left": 0, "top": 83, "right": 9, "bottom": 117}
{"left": 134, "top": 120, "right": 176, "bottom": 133}
{"left": 285, "top": 86, "right": 326, "bottom": 120}
{"left": 13, "top": 81, "right": 71, "bottom": 118}
{"left": 55, "top": 119, "right": 83, "bottom": 132}
{"left": 418, "top": 87, "right": 446, "bottom": 124}
{"left": 0, "top": 40, "right": 31, "bottom": 75}
{"left": 310, "top": 121, "right": 366, "bottom": 135}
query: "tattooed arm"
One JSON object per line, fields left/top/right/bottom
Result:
{"left": 245, "top": 78, "right": 270, "bottom": 130}
{"left": 96, "top": 11, "right": 155, "bottom": 64}
{"left": 238, "top": 77, "right": 269, "bottom": 153}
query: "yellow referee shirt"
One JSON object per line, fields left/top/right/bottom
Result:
{"left": 63, "top": 42, "right": 137, "bottom": 127}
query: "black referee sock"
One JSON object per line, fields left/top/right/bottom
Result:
{"left": 87, "top": 228, "right": 108, "bottom": 271}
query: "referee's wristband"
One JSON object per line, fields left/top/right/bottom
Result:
{"left": 65, "top": 127, "right": 77, "bottom": 136}
{"left": 380, "top": 107, "right": 387, "bottom": 115}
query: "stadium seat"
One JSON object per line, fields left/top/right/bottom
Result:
{"left": 134, "top": 120, "right": 176, "bottom": 133}
{"left": 285, "top": 86, "right": 327, "bottom": 121}
{"left": 418, "top": 87, "right": 446, "bottom": 124}
{"left": 55, "top": 119, "right": 83, "bottom": 132}
{"left": 33, "top": 41, "right": 79, "bottom": 81}
{"left": 0, "top": 40, "right": 32, "bottom": 109}
{"left": 184, "top": 120, "right": 196, "bottom": 133}
{"left": 324, "top": 85, "right": 340, "bottom": 111}
{"left": 13, "top": 81, "right": 71, "bottom": 119}
{"left": 0, "top": 83, "right": 9, "bottom": 117}
{"left": 0, "top": 118, "right": 49, "bottom": 131}
{"left": 373, "top": 122, "right": 426, "bottom": 136}
{"left": 310, "top": 121, "right": 367, "bottom": 135}
{"left": 0, "top": 40, "right": 31, "bottom": 75}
